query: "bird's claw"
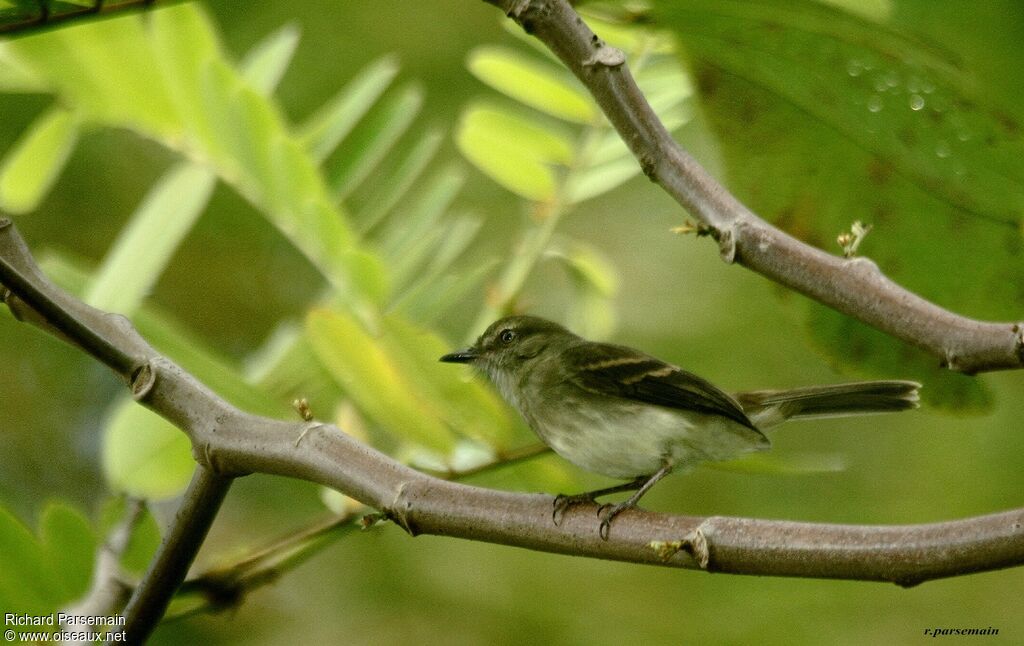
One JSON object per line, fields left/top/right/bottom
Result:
{"left": 596, "top": 502, "right": 631, "bottom": 541}
{"left": 551, "top": 475, "right": 653, "bottom": 538}
{"left": 552, "top": 493, "right": 594, "bottom": 526}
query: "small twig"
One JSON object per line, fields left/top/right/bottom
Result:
{"left": 419, "top": 442, "right": 551, "bottom": 480}
{"left": 170, "top": 512, "right": 360, "bottom": 618}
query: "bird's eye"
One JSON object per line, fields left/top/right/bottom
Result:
{"left": 499, "top": 329, "right": 516, "bottom": 344}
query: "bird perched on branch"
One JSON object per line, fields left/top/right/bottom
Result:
{"left": 441, "top": 315, "right": 920, "bottom": 539}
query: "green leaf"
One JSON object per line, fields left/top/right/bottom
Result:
{"left": 299, "top": 55, "right": 400, "bottom": 162}
{"left": 378, "top": 166, "right": 465, "bottom": 289}
{"left": 305, "top": 308, "right": 456, "bottom": 452}
{"left": 102, "top": 399, "right": 195, "bottom": 501}
{"left": 5, "top": 4, "right": 387, "bottom": 307}
{"left": 656, "top": 0, "right": 1024, "bottom": 409}
{"left": 547, "top": 240, "right": 620, "bottom": 339}
{"left": 423, "top": 216, "right": 483, "bottom": 276}
{"left": 0, "top": 50, "right": 43, "bottom": 92}
{"left": 85, "top": 163, "right": 216, "bottom": 315}
{"left": 98, "top": 498, "right": 162, "bottom": 575}
{"left": 0, "top": 106, "right": 79, "bottom": 214}
{"left": 397, "top": 258, "right": 498, "bottom": 325}
{"left": 548, "top": 240, "right": 619, "bottom": 297}
{"left": 467, "top": 46, "right": 597, "bottom": 124}
{"left": 588, "top": 130, "right": 633, "bottom": 166}
{"left": 120, "top": 507, "right": 161, "bottom": 575}
{"left": 581, "top": 10, "right": 679, "bottom": 55}
{"left": 247, "top": 321, "right": 345, "bottom": 407}
{"left": 39, "top": 501, "right": 96, "bottom": 602}
{"left": 239, "top": 22, "right": 300, "bottom": 94}
{"left": 148, "top": 2, "right": 221, "bottom": 141}
{"left": 326, "top": 83, "right": 423, "bottom": 199}
{"left": 659, "top": 0, "right": 1024, "bottom": 216}
{"left": 0, "top": 500, "right": 95, "bottom": 614}
{"left": 564, "top": 154, "right": 640, "bottom": 204}
{"left": 56, "top": 10, "right": 179, "bottom": 134}
{"left": 83, "top": 9, "right": 305, "bottom": 316}
{"left": 637, "top": 57, "right": 695, "bottom": 116}
{"left": 355, "top": 127, "right": 444, "bottom": 231}
{"left": 456, "top": 103, "right": 573, "bottom": 201}
{"left": 0, "top": 505, "right": 61, "bottom": 613}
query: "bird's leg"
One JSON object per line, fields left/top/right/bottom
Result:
{"left": 597, "top": 463, "right": 674, "bottom": 540}
{"left": 552, "top": 477, "right": 646, "bottom": 526}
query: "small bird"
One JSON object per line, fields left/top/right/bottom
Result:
{"left": 441, "top": 315, "right": 920, "bottom": 539}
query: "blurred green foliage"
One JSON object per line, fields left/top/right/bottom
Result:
{"left": 0, "top": 501, "right": 93, "bottom": 616}
{"left": 0, "top": 1, "right": 1021, "bottom": 644}
{"left": 656, "top": 0, "right": 1024, "bottom": 410}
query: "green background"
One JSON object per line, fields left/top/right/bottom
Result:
{"left": 0, "top": 1, "right": 1021, "bottom": 644}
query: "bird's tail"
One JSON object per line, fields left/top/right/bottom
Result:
{"left": 735, "top": 380, "right": 921, "bottom": 429}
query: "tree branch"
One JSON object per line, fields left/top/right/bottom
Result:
{"left": 119, "top": 467, "right": 232, "bottom": 645}
{"left": 418, "top": 442, "right": 551, "bottom": 480}
{"left": 480, "top": 0, "right": 1024, "bottom": 375}
{"left": 2, "top": 216, "right": 1022, "bottom": 587}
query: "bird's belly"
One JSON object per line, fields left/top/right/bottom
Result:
{"left": 530, "top": 399, "right": 768, "bottom": 479}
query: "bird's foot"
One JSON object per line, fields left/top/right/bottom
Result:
{"left": 596, "top": 501, "right": 635, "bottom": 541}
{"left": 551, "top": 477, "right": 648, "bottom": 528}
{"left": 552, "top": 492, "right": 596, "bottom": 526}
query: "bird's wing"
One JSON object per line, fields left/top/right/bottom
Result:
{"left": 562, "top": 343, "right": 758, "bottom": 431}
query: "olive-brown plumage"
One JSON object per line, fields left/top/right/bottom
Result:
{"left": 441, "top": 315, "right": 920, "bottom": 539}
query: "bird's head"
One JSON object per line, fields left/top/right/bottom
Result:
{"left": 439, "top": 315, "right": 575, "bottom": 377}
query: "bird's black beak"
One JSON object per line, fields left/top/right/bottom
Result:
{"left": 439, "top": 347, "right": 478, "bottom": 364}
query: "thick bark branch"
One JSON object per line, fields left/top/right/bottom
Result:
{"left": 481, "top": 0, "right": 1024, "bottom": 375}
{"left": 2, "top": 217, "right": 1022, "bottom": 586}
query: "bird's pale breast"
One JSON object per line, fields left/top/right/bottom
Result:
{"left": 525, "top": 389, "right": 770, "bottom": 479}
